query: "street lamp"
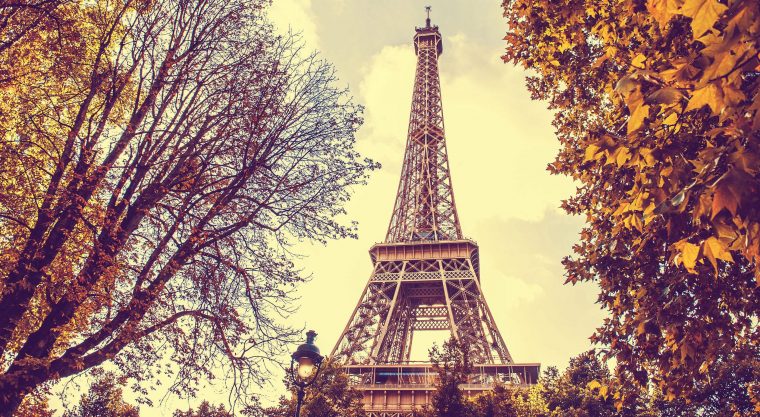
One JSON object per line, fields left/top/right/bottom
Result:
{"left": 289, "top": 330, "right": 324, "bottom": 417}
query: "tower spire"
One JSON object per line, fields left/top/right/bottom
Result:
{"left": 385, "top": 14, "right": 460, "bottom": 242}
{"left": 425, "top": 5, "right": 431, "bottom": 27}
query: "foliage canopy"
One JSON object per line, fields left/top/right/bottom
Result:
{"left": 502, "top": 0, "right": 759, "bottom": 407}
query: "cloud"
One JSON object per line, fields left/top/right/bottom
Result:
{"left": 356, "top": 44, "right": 416, "bottom": 168}
{"left": 495, "top": 273, "right": 545, "bottom": 306}
{"left": 440, "top": 33, "right": 574, "bottom": 223}
{"left": 267, "top": 0, "right": 319, "bottom": 48}
{"left": 472, "top": 209, "right": 604, "bottom": 367}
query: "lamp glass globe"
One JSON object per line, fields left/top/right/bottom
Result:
{"left": 297, "top": 357, "right": 315, "bottom": 380}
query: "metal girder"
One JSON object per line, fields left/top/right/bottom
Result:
{"left": 412, "top": 319, "right": 449, "bottom": 331}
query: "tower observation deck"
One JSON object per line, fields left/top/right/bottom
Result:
{"left": 331, "top": 10, "right": 540, "bottom": 416}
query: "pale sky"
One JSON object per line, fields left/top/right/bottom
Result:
{"left": 268, "top": 0, "right": 605, "bottom": 394}
{"left": 53, "top": 1, "right": 606, "bottom": 414}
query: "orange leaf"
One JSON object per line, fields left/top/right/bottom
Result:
{"left": 701, "top": 236, "right": 734, "bottom": 273}
{"left": 679, "top": 0, "right": 728, "bottom": 38}
{"left": 685, "top": 82, "right": 723, "bottom": 115}
{"left": 711, "top": 180, "right": 739, "bottom": 219}
{"left": 646, "top": 0, "right": 685, "bottom": 29}
{"left": 628, "top": 104, "right": 650, "bottom": 133}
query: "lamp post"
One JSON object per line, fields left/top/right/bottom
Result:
{"left": 289, "top": 330, "right": 324, "bottom": 417}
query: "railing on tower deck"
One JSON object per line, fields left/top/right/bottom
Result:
{"left": 343, "top": 362, "right": 541, "bottom": 388}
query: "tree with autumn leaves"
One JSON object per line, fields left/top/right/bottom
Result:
{"left": 503, "top": 0, "right": 759, "bottom": 411}
{"left": 63, "top": 372, "right": 139, "bottom": 417}
{"left": 0, "top": 0, "right": 375, "bottom": 415}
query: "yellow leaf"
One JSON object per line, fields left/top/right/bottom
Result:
{"left": 630, "top": 213, "right": 644, "bottom": 232}
{"left": 725, "top": 3, "right": 754, "bottom": 35}
{"left": 679, "top": 0, "right": 728, "bottom": 38}
{"left": 662, "top": 112, "right": 679, "bottom": 126}
{"left": 615, "top": 146, "right": 631, "bottom": 167}
{"left": 639, "top": 147, "right": 656, "bottom": 166}
{"left": 646, "top": 0, "right": 685, "bottom": 29}
{"left": 599, "top": 385, "right": 609, "bottom": 399}
{"left": 685, "top": 82, "right": 723, "bottom": 115}
{"left": 702, "top": 236, "right": 734, "bottom": 273}
{"left": 677, "top": 241, "right": 700, "bottom": 273}
{"left": 584, "top": 144, "right": 601, "bottom": 162}
{"left": 628, "top": 103, "right": 650, "bottom": 133}
{"left": 613, "top": 202, "right": 630, "bottom": 216}
{"left": 700, "top": 35, "right": 747, "bottom": 82}
{"left": 632, "top": 53, "right": 647, "bottom": 69}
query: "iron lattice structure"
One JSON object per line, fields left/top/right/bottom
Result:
{"left": 333, "top": 241, "right": 513, "bottom": 365}
{"left": 385, "top": 14, "right": 461, "bottom": 243}
{"left": 331, "top": 12, "right": 539, "bottom": 416}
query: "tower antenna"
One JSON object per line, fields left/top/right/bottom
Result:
{"left": 425, "top": 5, "right": 431, "bottom": 27}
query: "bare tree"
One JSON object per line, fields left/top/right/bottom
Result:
{"left": 0, "top": 0, "right": 376, "bottom": 414}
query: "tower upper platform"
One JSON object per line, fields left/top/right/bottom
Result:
{"left": 414, "top": 23, "right": 443, "bottom": 55}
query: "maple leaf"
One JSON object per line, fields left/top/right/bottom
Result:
{"left": 711, "top": 172, "right": 741, "bottom": 219}
{"left": 646, "top": 0, "right": 685, "bottom": 29}
{"left": 632, "top": 53, "right": 647, "bottom": 69}
{"left": 628, "top": 103, "right": 650, "bottom": 133}
{"left": 679, "top": 0, "right": 728, "bottom": 38}
{"left": 702, "top": 236, "right": 734, "bottom": 273}
{"left": 685, "top": 82, "right": 724, "bottom": 115}
{"left": 675, "top": 240, "right": 700, "bottom": 273}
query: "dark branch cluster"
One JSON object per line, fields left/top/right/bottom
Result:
{"left": 0, "top": 0, "right": 376, "bottom": 414}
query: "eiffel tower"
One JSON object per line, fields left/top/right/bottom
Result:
{"left": 331, "top": 9, "right": 540, "bottom": 416}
